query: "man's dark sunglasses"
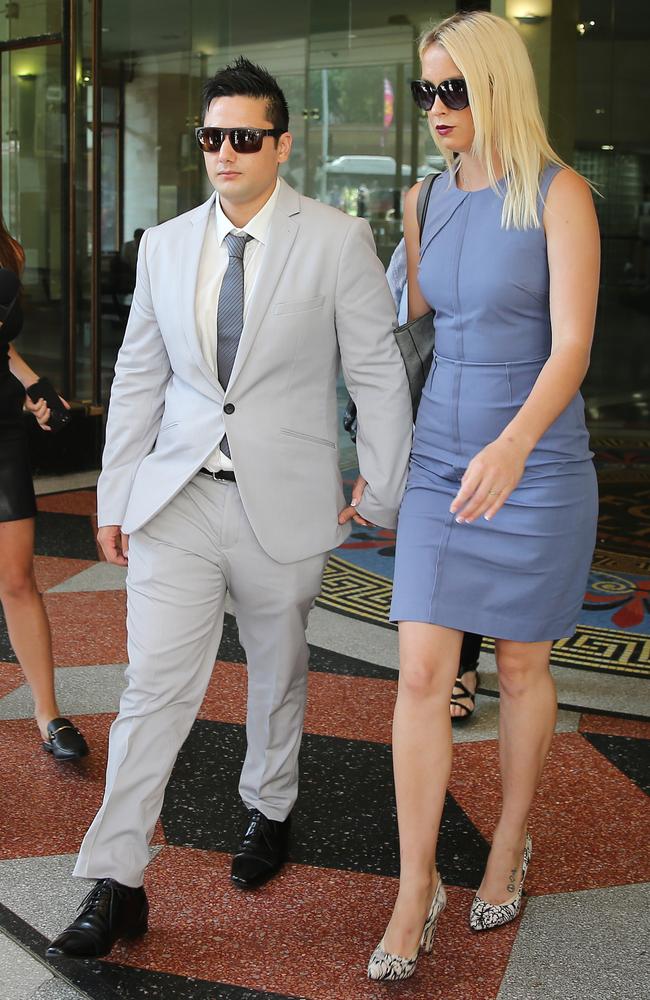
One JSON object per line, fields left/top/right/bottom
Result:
{"left": 195, "top": 126, "right": 284, "bottom": 154}
{"left": 410, "top": 77, "right": 469, "bottom": 112}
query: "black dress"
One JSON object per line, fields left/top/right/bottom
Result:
{"left": 0, "top": 269, "right": 37, "bottom": 522}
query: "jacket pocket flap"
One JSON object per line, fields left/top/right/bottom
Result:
{"left": 272, "top": 295, "right": 325, "bottom": 316}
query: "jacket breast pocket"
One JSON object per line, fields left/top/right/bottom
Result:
{"left": 280, "top": 428, "right": 336, "bottom": 449}
{"left": 271, "top": 295, "right": 325, "bottom": 316}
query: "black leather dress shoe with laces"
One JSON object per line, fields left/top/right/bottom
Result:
{"left": 46, "top": 878, "right": 148, "bottom": 958}
{"left": 231, "top": 809, "right": 291, "bottom": 889}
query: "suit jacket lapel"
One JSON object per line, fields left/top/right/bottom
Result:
{"left": 226, "top": 180, "right": 300, "bottom": 392}
{"left": 179, "top": 192, "right": 224, "bottom": 397}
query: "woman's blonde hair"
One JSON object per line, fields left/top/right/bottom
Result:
{"left": 419, "top": 10, "right": 567, "bottom": 229}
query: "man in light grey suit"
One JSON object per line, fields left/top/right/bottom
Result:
{"left": 48, "top": 57, "right": 412, "bottom": 959}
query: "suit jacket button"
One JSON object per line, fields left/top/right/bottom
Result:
{"left": 224, "top": 403, "right": 235, "bottom": 414}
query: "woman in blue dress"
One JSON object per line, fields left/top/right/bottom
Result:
{"left": 368, "top": 10, "right": 599, "bottom": 982}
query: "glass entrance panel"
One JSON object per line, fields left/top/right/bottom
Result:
{"left": 1, "top": 41, "right": 66, "bottom": 388}
{"left": 98, "top": 0, "right": 455, "bottom": 396}
{"left": 575, "top": 0, "right": 650, "bottom": 433}
{"left": 0, "top": 0, "right": 62, "bottom": 43}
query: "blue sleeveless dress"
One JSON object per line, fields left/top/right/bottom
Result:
{"left": 390, "top": 165, "right": 598, "bottom": 641}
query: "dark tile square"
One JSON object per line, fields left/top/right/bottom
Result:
{"left": 0, "top": 611, "right": 15, "bottom": 662}
{"left": 82, "top": 964, "right": 296, "bottom": 1000}
{"left": 582, "top": 732, "right": 650, "bottom": 795}
{"left": 161, "top": 720, "right": 489, "bottom": 888}
{"left": 34, "top": 510, "right": 98, "bottom": 560}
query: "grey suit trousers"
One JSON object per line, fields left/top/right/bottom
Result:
{"left": 74, "top": 473, "right": 327, "bottom": 887}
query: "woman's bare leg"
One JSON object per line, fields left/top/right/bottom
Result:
{"left": 478, "top": 638, "right": 556, "bottom": 902}
{"left": 381, "top": 622, "right": 463, "bottom": 957}
{"left": 0, "top": 517, "right": 60, "bottom": 739}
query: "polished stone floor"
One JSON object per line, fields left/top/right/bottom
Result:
{"left": 0, "top": 472, "right": 648, "bottom": 1000}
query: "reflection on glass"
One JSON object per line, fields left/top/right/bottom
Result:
{"left": 575, "top": 0, "right": 650, "bottom": 431}
{"left": 1, "top": 42, "right": 65, "bottom": 389}
{"left": 0, "top": 0, "right": 62, "bottom": 44}
{"left": 93, "top": 1, "right": 648, "bottom": 434}
{"left": 97, "top": 2, "right": 455, "bottom": 397}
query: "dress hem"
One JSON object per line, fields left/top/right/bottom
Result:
{"left": 388, "top": 604, "right": 579, "bottom": 644}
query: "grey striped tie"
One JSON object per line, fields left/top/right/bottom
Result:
{"left": 217, "top": 231, "right": 251, "bottom": 457}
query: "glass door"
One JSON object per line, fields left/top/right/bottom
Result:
{"left": 0, "top": 40, "right": 67, "bottom": 391}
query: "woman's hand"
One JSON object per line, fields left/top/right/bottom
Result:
{"left": 24, "top": 392, "right": 70, "bottom": 431}
{"left": 450, "top": 436, "right": 529, "bottom": 523}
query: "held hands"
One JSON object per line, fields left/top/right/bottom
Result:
{"left": 97, "top": 525, "right": 129, "bottom": 566}
{"left": 24, "top": 392, "right": 71, "bottom": 431}
{"left": 338, "top": 474, "right": 373, "bottom": 527}
{"left": 450, "top": 436, "right": 529, "bottom": 524}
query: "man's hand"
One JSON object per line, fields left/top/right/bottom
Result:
{"left": 338, "top": 475, "right": 373, "bottom": 527}
{"left": 97, "top": 525, "right": 129, "bottom": 566}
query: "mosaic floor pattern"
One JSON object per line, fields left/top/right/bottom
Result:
{"left": 0, "top": 487, "right": 648, "bottom": 1000}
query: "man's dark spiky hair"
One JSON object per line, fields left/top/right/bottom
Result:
{"left": 201, "top": 56, "right": 289, "bottom": 133}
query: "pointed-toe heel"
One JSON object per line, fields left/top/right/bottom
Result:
{"left": 421, "top": 879, "right": 446, "bottom": 952}
{"left": 469, "top": 834, "right": 532, "bottom": 932}
{"left": 367, "top": 877, "right": 446, "bottom": 982}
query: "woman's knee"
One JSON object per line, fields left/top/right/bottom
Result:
{"left": 398, "top": 656, "right": 450, "bottom": 699}
{"left": 0, "top": 564, "right": 38, "bottom": 602}
{"left": 497, "top": 649, "right": 549, "bottom": 698}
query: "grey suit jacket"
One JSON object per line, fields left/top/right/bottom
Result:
{"left": 97, "top": 179, "right": 413, "bottom": 564}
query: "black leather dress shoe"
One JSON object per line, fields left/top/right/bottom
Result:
{"left": 46, "top": 879, "right": 148, "bottom": 958}
{"left": 42, "top": 718, "right": 89, "bottom": 761}
{"left": 231, "top": 809, "right": 291, "bottom": 889}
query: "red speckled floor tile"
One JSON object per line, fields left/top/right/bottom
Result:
{"left": 579, "top": 713, "right": 650, "bottom": 739}
{"left": 448, "top": 732, "right": 650, "bottom": 896}
{"left": 37, "top": 490, "right": 97, "bottom": 516}
{"left": 106, "top": 846, "right": 515, "bottom": 1000}
{"left": 34, "top": 555, "right": 95, "bottom": 592}
{"left": 198, "top": 662, "right": 395, "bottom": 744}
{"left": 0, "top": 713, "right": 164, "bottom": 860}
{"left": 0, "top": 662, "right": 24, "bottom": 698}
{"left": 2, "top": 482, "right": 646, "bottom": 1000}
{"left": 197, "top": 661, "right": 246, "bottom": 725}
{"left": 44, "top": 590, "right": 127, "bottom": 666}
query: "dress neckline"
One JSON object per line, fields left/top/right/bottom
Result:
{"left": 451, "top": 167, "right": 506, "bottom": 194}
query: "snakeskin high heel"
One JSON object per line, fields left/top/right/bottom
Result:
{"left": 469, "top": 833, "right": 532, "bottom": 931}
{"left": 367, "top": 876, "right": 446, "bottom": 982}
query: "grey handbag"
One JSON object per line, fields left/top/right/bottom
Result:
{"left": 341, "top": 173, "right": 438, "bottom": 440}
{"left": 394, "top": 172, "right": 438, "bottom": 420}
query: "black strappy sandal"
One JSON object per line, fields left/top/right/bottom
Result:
{"left": 450, "top": 671, "right": 479, "bottom": 723}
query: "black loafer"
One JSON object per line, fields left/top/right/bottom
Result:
{"left": 231, "top": 809, "right": 291, "bottom": 889}
{"left": 47, "top": 878, "right": 148, "bottom": 959}
{"left": 42, "top": 718, "right": 89, "bottom": 761}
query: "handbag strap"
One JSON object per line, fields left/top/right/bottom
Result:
{"left": 416, "top": 172, "right": 438, "bottom": 245}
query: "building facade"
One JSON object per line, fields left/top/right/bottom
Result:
{"left": 1, "top": 0, "right": 649, "bottom": 465}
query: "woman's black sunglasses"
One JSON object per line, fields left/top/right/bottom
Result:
{"left": 195, "top": 126, "right": 284, "bottom": 154}
{"left": 410, "top": 78, "right": 469, "bottom": 112}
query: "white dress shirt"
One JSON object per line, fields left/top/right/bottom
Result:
{"left": 196, "top": 178, "right": 281, "bottom": 472}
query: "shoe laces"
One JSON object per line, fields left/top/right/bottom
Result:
{"left": 242, "top": 810, "right": 273, "bottom": 850}
{"left": 77, "top": 878, "right": 123, "bottom": 914}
